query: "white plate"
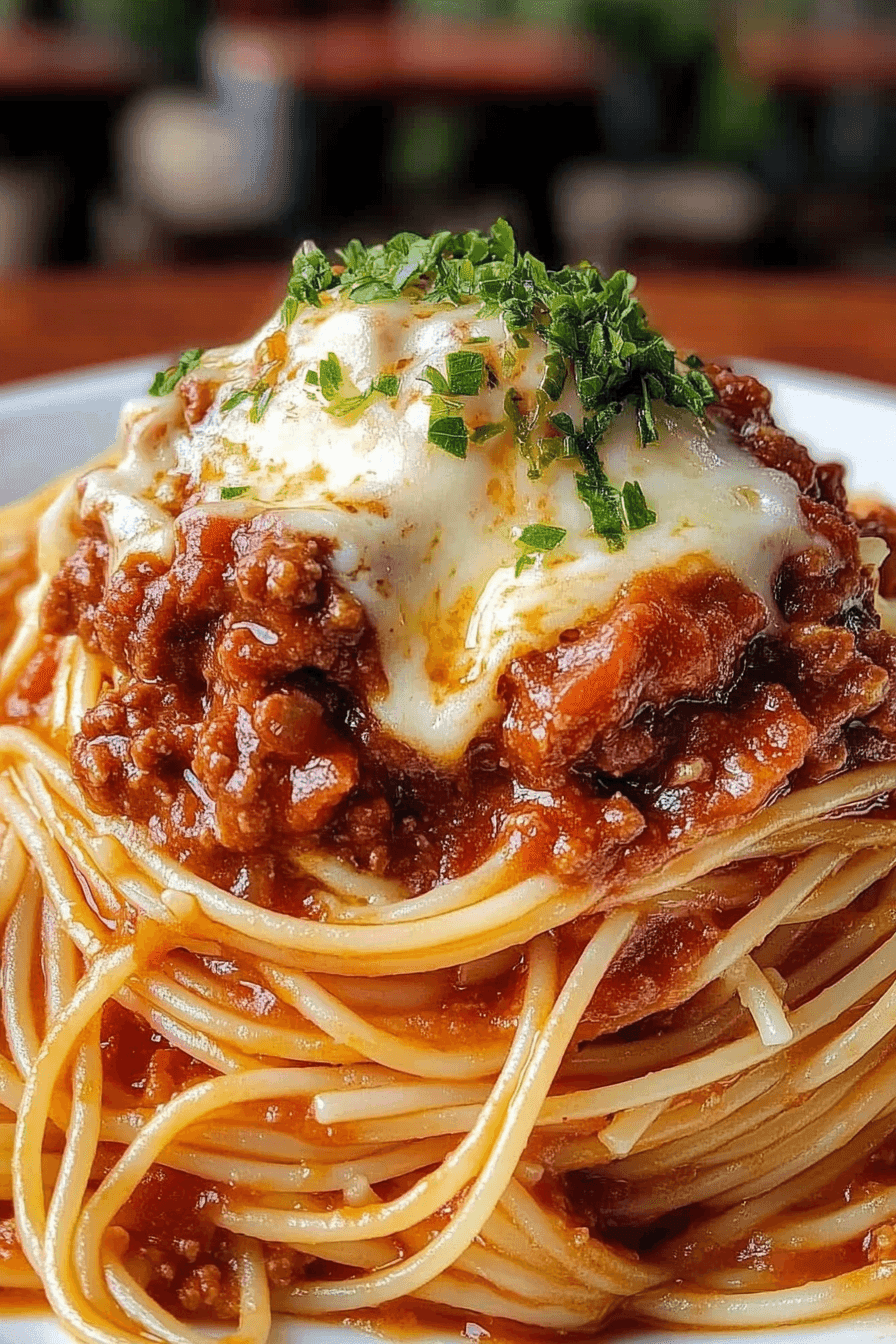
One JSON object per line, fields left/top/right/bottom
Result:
{"left": 1, "top": 357, "right": 896, "bottom": 1343}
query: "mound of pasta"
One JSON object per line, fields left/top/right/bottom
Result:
{"left": 3, "top": 223, "right": 896, "bottom": 1343}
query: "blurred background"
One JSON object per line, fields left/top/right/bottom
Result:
{"left": 1, "top": 0, "right": 896, "bottom": 276}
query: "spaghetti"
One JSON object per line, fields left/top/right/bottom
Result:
{"left": 2, "top": 224, "right": 896, "bottom": 1341}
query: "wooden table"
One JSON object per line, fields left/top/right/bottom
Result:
{"left": 737, "top": 27, "right": 896, "bottom": 93}
{"left": 0, "top": 23, "right": 149, "bottom": 96}
{"left": 1, "top": 267, "right": 894, "bottom": 389}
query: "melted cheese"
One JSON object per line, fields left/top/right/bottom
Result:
{"left": 53, "top": 292, "right": 820, "bottom": 762}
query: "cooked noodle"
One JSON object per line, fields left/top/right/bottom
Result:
{"left": 5, "top": 229, "right": 896, "bottom": 1341}
{"left": 2, "top": 583, "right": 896, "bottom": 1336}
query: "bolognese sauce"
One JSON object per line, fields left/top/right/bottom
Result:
{"left": 36, "top": 365, "right": 896, "bottom": 916}
{"left": 5, "top": 224, "right": 896, "bottom": 1339}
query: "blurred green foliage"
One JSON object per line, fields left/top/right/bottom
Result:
{"left": 586, "top": 0, "right": 713, "bottom": 65}
{"left": 695, "top": 61, "right": 779, "bottom": 163}
{"left": 393, "top": 107, "right": 473, "bottom": 187}
{"left": 397, "top": 0, "right": 823, "bottom": 180}
{"left": 584, "top": 0, "right": 789, "bottom": 166}
{"left": 63, "top": 0, "right": 205, "bottom": 76}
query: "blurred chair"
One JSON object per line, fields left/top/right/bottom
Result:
{"left": 0, "top": 163, "right": 61, "bottom": 269}
{"left": 554, "top": 161, "right": 769, "bottom": 269}
{"left": 103, "top": 22, "right": 292, "bottom": 259}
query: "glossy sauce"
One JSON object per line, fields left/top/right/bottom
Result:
{"left": 5, "top": 338, "right": 896, "bottom": 1333}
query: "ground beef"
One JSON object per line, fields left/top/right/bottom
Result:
{"left": 42, "top": 529, "right": 109, "bottom": 648}
{"left": 751, "top": 622, "right": 891, "bottom": 782}
{"left": 111, "top": 1165, "right": 240, "bottom": 1322}
{"left": 45, "top": 512, "right": 372, "bottom": 879}
{"left": 853, "top": 500, "right": 896, "bottom": 599}
{"left": 3, "top": 636, "right": 58, "bottom": 724}
{"left": 178, "top": 374, "right": 219, "bottom": 428}
{"left": 35, "top": 365, "right": 896, "bottom": 899}
{"left": 501, "top": 560, "right": 767, "bottom": 783}
{"left": 705, "top": 364, "right": 848, "bottom": 509}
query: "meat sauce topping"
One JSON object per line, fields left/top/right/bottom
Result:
{"left": 854, "top": 498, "right": 896, "bottom": 600}
{"left": 7, "top": 365, "right": 896, "bottom": 1323}
{"left": 32, "top": 367, "right": 896, "bottom": 909}
{"left": 95, "top": 1000, "right": 313, "bottom": 1318}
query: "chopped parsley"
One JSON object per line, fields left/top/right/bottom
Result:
{"left": 515, "top": 523, "right": 567, "bottom": 576}
{"left": 273, "top": 220, "right": 717, "bottom": 547}
{"left": 308, "top": 352, "right": 400, "bottom": 419}
{"left": 504, "top": 388, "right": 530, "bottom": 443}
{"left": 420, "top": 365, "right": 450, "bottom": 395}
{"left": 280, "top": 241, "right": 333, "bottom": 325}
{"left": 222, "top": 379, "right": 274, "bottom": 423}
{"left": 522, "top": 434, "right": 568, "bottom": 479}
{"left": 420, "top": 351, "right": 483, "bottom": 398}
{"left": 470, "top": 421, "right": 506, "bottom": 445}
{"left": 445, "top": 349, "right": 484, "bottom": 395}
{"left": 428, "top": 416, "right": 468, "bottom": 459}
{"left": 149, "top": 348, "right": 203, "bottom": 397}
{"left": 576, "top": 467, "right": 625, "bottom": 552}
{"left": 318, "top": 351, "right": 343, "bottom": 401}
{"left": 420, "top": 349, "right": 485, "bottom": 453}
{"left": 539, "top": 351, "right": 567, "bottom": 403}
{"left": 622, "top": 479, "right": 657, "bottom": 531}
{"left": 221, "top": 485, "right": 249, "bottom": 500}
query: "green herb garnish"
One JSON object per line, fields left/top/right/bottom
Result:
{"left": 281, "top": 242, "right": 333, "bottom": 325}
{"left": 420, "top": 354, "right": 484, "bottom": 456}
{"left": 548, "top": 411, "right": 576, "bottom": 439}
{"left": 539, "top": 352, "right": 567, "bottom": 404}
{"left": 470, "top": 422, "right": 506, "bottom": 444}
{"left": 275, "top": 223, "right": 714, "bottom": 443}
{"left": 269, "top": 220, "right": 717, "bottom": 542}
{"left": 149, "top": 348, "right": 203, "bottom": 397}
{"left": 319, "top": 352, "right": 343, "bottom": 401}
{"left": 420, "top": 365, "right": 450, "bottom": 395}
{"left": 307, "top": 354, "right": 400, "bottom": 419}
{"left": 637, "top": 375, "right": 658, "bottom": 445}
{"left": 523, "top": 437, "right": 568, "bottom": 479}
{"left": 445, "top": 350, "right": 484, "bottom": 395}
{"left": 572, "top": 414, "right": 627, "bottom": 550}
{"left": 576, "top": 473, "right": 625, "bottom": 552}
{"left": 337, "top": 230, "right": 454, "bottom": 305}
{"left": 504, "top": 387, "right": 528, "bottom": 441}
{"left": 515, "top": 523, "right": 567, "bottom": 576}
{"left": 420, "top": 350, "right": 483, "bottom": 400}
{"left": 221, "top": 485, "right": 249, "bottom": 500}
{"left": 428, "top": 416, "right": 468, "bottom": 459}
{"left": 622, "top": 480, "right": 657, "bottom": 530}
{"left": 222, "top": 379, "right": 273, "bottom": 423}
{"left": 221, "top": 389, "right": 250, "bottom": 413}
